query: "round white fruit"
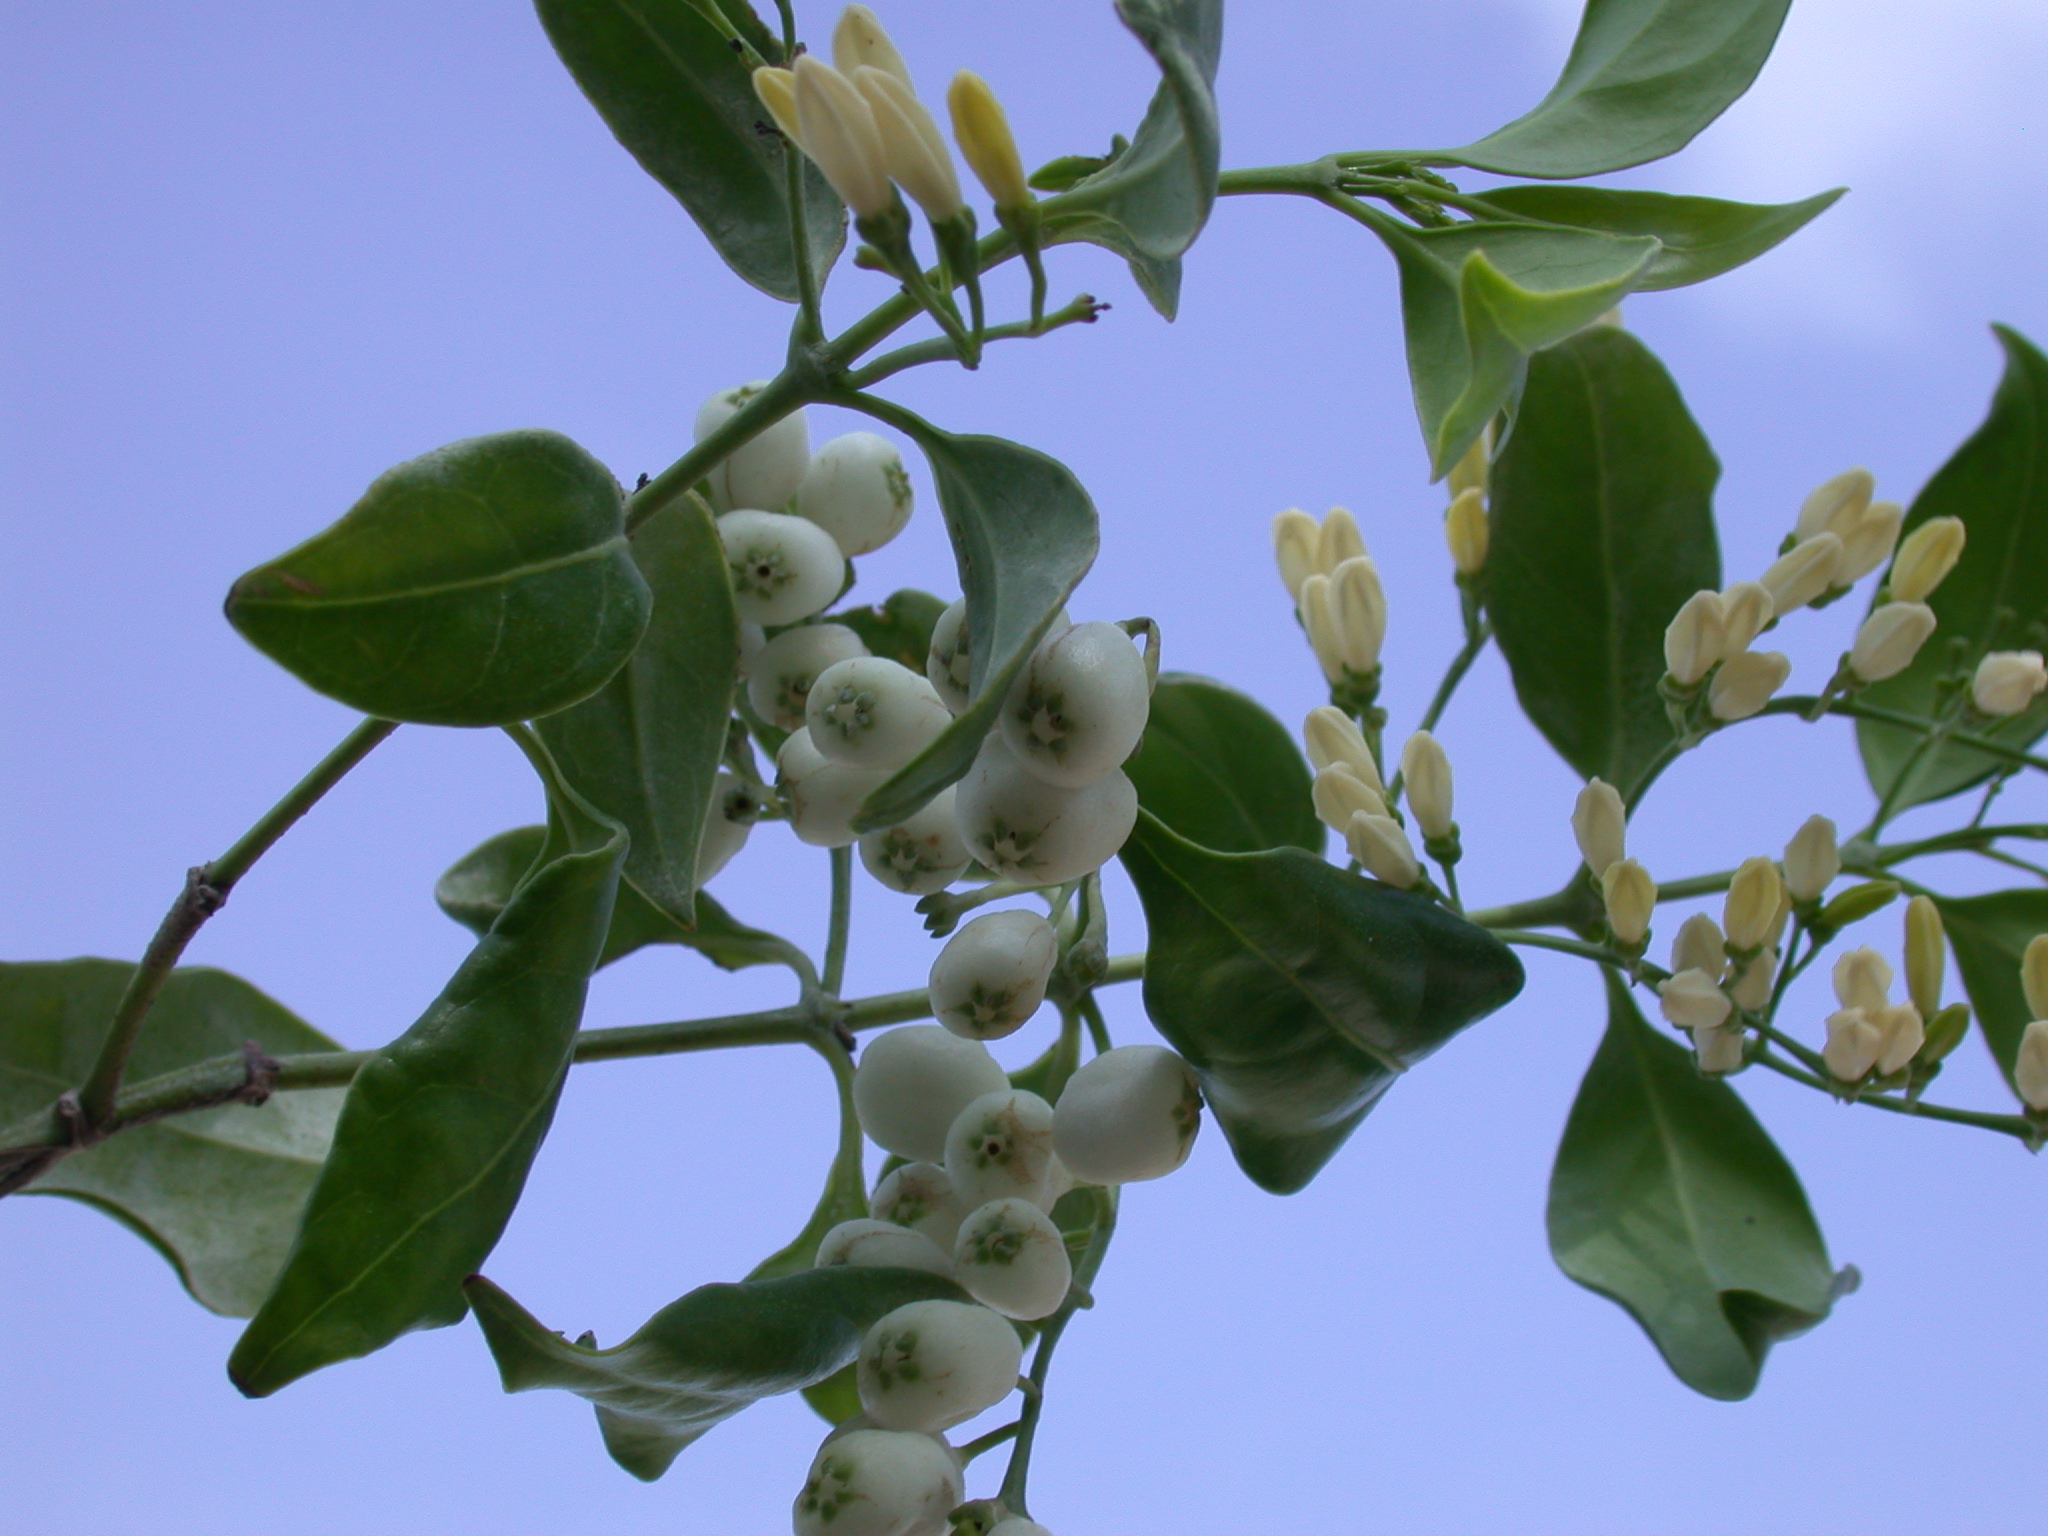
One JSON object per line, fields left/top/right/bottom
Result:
{"left": 999, "top": 621, "right": 1152, "bottom": 788}
{"left": 955, "top": 737, "right": 1138, "bottom": 887}
{"left": 926, "top": 599, "right": 973, "bottom": 714}
{"left": 792, "top": 1427, "right": 963, "bottom": 1536}
{"left": 718, "top": 508, "right": 846, "bottom": 626}
{"left": 852, "top": 1026, "right": 1010, "bottom": 1163}
{"left": 1052, "top": 1045, "right": 1202, "bottom": 1185}
{"left": 695, "top": 380, "right": 810, "bottom": 513}
{"left": 870, "top": 1161, "right": 971, "bottom": 1251}
{"left": 952, "top": 1197, "right": 1072, "bottom": 1321}
{"left": 749, "top": 623, "right": 869, "bottom": 732}
{"left": 808, "top": 656, "right": 953, "bottom": 772}
{"left": 814, "top": 1219, "right": 956, "bottom": 1277}
{"left": 856, "top": 1299, "right": 1023, "bottom": 1433}
{"left": 945, "top": 1089, "right": 1057, "bottom": 1210}
{"left": 860, "top": 787, "right": 971, "bottom": 896}
{"left": 800, "top": 431, "right": 915, "bottom": 556}
{"left": 778, "top": 730, "right": 888, "bottom": 849}
{"left": 927, "top": 910, "right": 1059, "bottom": 1041}
{"left": 696, "top": 771, "right": 761, "bottom": 884}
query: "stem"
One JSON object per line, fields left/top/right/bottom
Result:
{"left": 957, "top": 1421, "right": 1021, "bottom": 1465}
{"left": 1751, "top": 1049, "right": 2038, "bottom": 1144}
{"left": 1491, "top": 929, "right": 1665, "bottom": 977}
{"left": 842, "top": 292, "right": 1104, "bottom": 389}
{"left": 1622, "top": 737, "right": 1686, "bottom": 813}
{"left": 1758, "top": 696, "right": 2048, "bottom": 775}
{"left": 1387, "top": 621, "right": 1491, "bottom": 806}
{"left": 76, "top": 716, "right": 398, "bottom": 1127}
{"left": 823, "top": 845, "right": 853, "bottom": 996}
{"left": 1468, "top": 884, "right": 1588, "bottom": 931}
{"left": 1077, "top": 991, "right": 1114, "bottom": 1055}
{"left": 1872, "top": 824, "right": 2048, "bottom": 865}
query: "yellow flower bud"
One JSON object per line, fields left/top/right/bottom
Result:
{"left": 948, "top": 70, "right": 1029, "bottom": 212}
{"left": 833, "top": 5, "right": 913, "bottom": 89}
{"left": 1445, "top": 486, "right": 1488, "bottom": 575}
{"left": 1317, "top": 506, "right": 1366, "bottom": 573}
{"left": 1760, "top": 532, "right": 1843, "bottom": 615}
{"left": 1671, "top": 912, "right": 1727, "bottom": 982}
{"left": 1329, "top": 556, "right": 1387, "bottom": 675}
{"left": 1971, "top": 650, "right": 2047, "bottom": 716}
{"left": 1272, "top": 509, "right": 1320, "bottom": 603}
{"left": 1888, "top": 516, "right": 1966, "bottom": 602}
{"left": 1708, "top": 650, "right": 1791, "bottom": 722}
{"left": 1795, "top": 467, "right": 1875, "bottom": 543}
{"left": 853, "top": 67, "right": 962, "bottom": 222}
{"left": 1694, "top": 1024, "right": 1746, "bottom": 1074}
{"left": 1299, "top": 574, "right": 1345, "bottom": 684}
{"left": 1833, "top": 946, "right": 1893, "bottom": 1013}
{"left": 1447, "top": 426, "right": 1492, "bottom": 500}
{"left": 1823, "top": 1008, "right": 1883, "bottom": 1082}
{"left": 1719, "top": 581, "right": 1775, "bottom": 656}
{"left": 1849, "top": 601, "right": 1937, "bottom": 683}
{"left": 2023, "top": 933, "right": 2048, "bottom": 1022}
{"left": 1722, "top": 857, "right": 1784, "bottom": 952}
{"left": 1400, "top": 731, "right": 1455, "bottom": 840}
{"left": 793, "top": 56, "right": 893, "bottom": 218}
{"left": 1731, "top": 949, "right": 1776, "bottom": 1012}
{"left": 1659, "top": 968, "right": 1732, "bottom": 1030}
{"left": 1347, "top": 811, "right": 1420, "bottom": 889}
{"left": 1663, "top": 590, "right": 1727, "bottom": 687}
{"left": 1602, "top": 858, "right": 1656, "bottom": 946}
{"left": 1903, "top": 895, "right": 1945, "bottom": 1017}
{"left": 1572, "top": 779, "right": 1626, "bottom": 878}
{"left": 1312, "top": 763, "right": 1385, "bottom": 834}
{"left": 1303, "top": 707, "right": 1383, "bottom": 793}
{"left": 2016, "top": 1019, "right": 2048, "bottom": 1111}
{"left": 1871, "top": 1001, "right": 1925, "bottom": 1076}
{"left": 752, "top": 66, "right": 801, "bottom": 141}
{"left": 1783, "top": 815, "right": 1839, "bottom": 903}
{"left": 1836, "top": 501, "right": 1903, "bottom": 585}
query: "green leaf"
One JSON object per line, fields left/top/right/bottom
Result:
{"left": 1370, "top": 217, "right": 1663, "bottom": 476}
{"left": 848, "top": 424, "right": 1098, "bottom": 832}
{"left": 1932, "top": 889, "right": 2048, "bottom": 1092}
{"left": 1859, "top": 326, "right": 2048, "bottom": 810}
{"left": 1468, "top": 185, "right": 1843, "bottom": 291}
{"left": 229, "top": 755, "right": 627, "bottom": 1396}
{"left": 827, "top": 588, "right": 949, "bottom": 672}
{"left": 225, "top": 430, "right": 650, "bottom": 728}
{"left": 0, "top": 961, "right": 343, "bottom": 1318}
{"left": 1486, "top": 325, "right": 1721, "bottom": 790}
{"left": 535, "top": 0, "right": 845, "bottom": 303}
{"left": 1433, "top": 0, "right": 1794, "bottom": 179}
{"left": 436, "top": 824, "right": 807, "bottom": 974}
{"left": 1118, "top": 811, "right": 1523, "bottom": 1193}
{"left": 535, "top": 495, "right": 739, "bottom": 924}
{"left": 1550, "top": 973, "right": 1842, "bottom": 1400}
{"left": 465, "top": 1266, "right": 970, "bottom": 1480}
{"left": 1124, "top": 672, "right": 1323, "bottom": 854}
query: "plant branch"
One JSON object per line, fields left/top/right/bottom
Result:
{"left": 1750, "top": 1049, "right": 2039, "bottom": 1144}
{"left": 822, "top": 845, "right": 854, "bottom": 996}
{"left": 1759, "top": 695, "right": 2048, "bottom": 775}
{"left": 842, "top": 293, "right": 1105, "bottom": 389}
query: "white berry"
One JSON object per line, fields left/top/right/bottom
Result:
{"left": 856, "top": 1299, "right": 1022, "bottom": 1432}
{"left": 792, "top": 1427, "right": 963, "bottom": 1536}
{"left": 999, "top": 621, "right": 1152, "bottom": 788}
{"left": 870, "top": 1162, "right": 972, "bottom": 1251}
{"left": 808, "top": 656, "right": 954, "bottom": 772}
{"left": 926, "top": 599, "right": 974, "bottom": 714}
{"left": 815, "top": 1219, "right": 955, "bottom": 1276}
{"left": 928, "top": 911, "right": 1059, "bottom": 1041}
{"left": 695, "top": 380, "right": 809, "bottom": 512}
{"left": 696, "top": 771, "right": 761, "bottom": 885}
{"left": 778, "top": 730, "right": 889, "bottom": 848}
{"left": 955, "top": 736, "right": 1138, "bottom": 887}
{"left": 853, "top": 1026, "right": 1011, "bottom": 1163}
{"left": 953, "top": 1198, "right": 1072, "bottom": 1321}
{"left": 718, "top": 508, "right": 846, "bottom": 626}
{"left": 946, "top": 1090, "right": 1058, "bottom": 1210}
{"left": 860, "top": 787, "right": 972, "bottom": 895}
{"left": 800, "top": 431, "right": 915, "bottom": 556}
{"left": 1052, "top": 1045, "right": 1202, "bottom": 1185}
{"left": 749, "top": 623, "right": 869, "bottom": 732}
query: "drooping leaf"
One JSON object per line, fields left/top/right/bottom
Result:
{"left": 436, "top": 824, "right": 807, "bottom": 974}
{"left": 1486, "top": 325, "right": 1721, "bottom": 791}
{"left": 1859, "top": 326, "right": 2048, "bottom": 810}
{"left": 535, "top": 494, "right": 739, "bottom": 924}
{"left": 1432, "top": 0, "right": 1794, "bottom": 179}
{"left": 1932, "top": 888, "right": 2048, "bottom": 1093}
{"left": 828, "top": 588, "right": 949, "bottom": 672}
{"left": 1550, "top": 973, "right": 1842, "bottom": 1400}
{"left": 847, "top": 424, "right": 1098, "bottom": 832}
{"left": 465, "top": 1266, "right": 969, "bottom": 1480}
{"left": 535, "top": 0, "right": 845, "bottom": 303}
{"left": 1118, "top": 811, "right": 1523, "bottom": 1193}
{"left": 0, "top": 961, "right": 343, "bottom": 1318}
{"left": 1468, "top": 185, "right": 1842, "bottom": 291}
{"left": 1369, "top": 217, "right": 1663, "bottom": 476}
{"left": 1124, "top": 673, "right": 1322, "bottom": 854}
{"left": 225, "top": 431, "right": 650, "bottom": 727}
{"left": 229, "top": 753, "right": 627, "bottom": 1396}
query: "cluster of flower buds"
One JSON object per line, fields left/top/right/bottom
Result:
{"left": 1273, "top": 508, "right": 1387, "bottom": 712}
{"left": 1566, "top": 779, "right": 1655, "bottom": 948}
{"left": 1661, "top": 581, "right": 1785, "bottom": 722}
{"left": 1821, "top": 946, "right": 1926, "bottom": 1084}
{"left": 1656, "top": 842, "right": 1801, "bottom": 1072}
{"left": 2016, "top": 935, "right": 2048, "bottom": 1113}
{"left": 1302, "top": 706, "right": 1445, "bottom": 889}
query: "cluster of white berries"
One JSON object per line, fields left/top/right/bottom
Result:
{"left": 1301, "top": 706, "right": 1455, "bottom": 891}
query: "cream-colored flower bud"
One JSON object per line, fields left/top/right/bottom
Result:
{"left": 1719, "top": 582, "right": 1775, "bottom": 656}
{"left": 1823, "top": 1008, "right": 1883, "bottom": 1082}
{"left": 1572, "top": 779, "right": 1627, "bottom": 878}
{"left": 1723, "top": 857, "right": 1784, "bottom": 952}
{"left": 1760, "top": 531, "right": 1843, "bottom": 614}
{"left": 1889, "top": 517, "right": 1966, "bottom": 602}
{"left": 1346, "top": 811, "right": 1421, "bottom": 889}
{"left": 1299, "top": 574, "right": 1346, "bottom": 684}
{"left": 1317, "top": 507, "right": 1366, "bottom": 573}
{"left": 1329, "top": 556, "right": 1387, "bottom": 674}
{"left": 1659, "top": 968, "right": 1732, "bottom": 1030}
{"left": 1273, "top": 509, "right": 1320, "bottom": 602}
{"left": 1903, "top": 896, "right": 1945, "bottom": 1017}
{"left": 1833, "top": 946, "right": 1893, "bottom": 1013}
{"left": 1783, "top": 815, "right": 1840, "bottom": 902}
{"left": 794, "top": 56, "right": 893, "bottom": 218}
{"left": 948, "top": 71, "right": 1028, "bottom": 211}
{"left": 1664, "top": 589, "right": 1728, "bottom": 687}
{"left": 1304, "top": 706, "right": 1383, "bottom": 793}
{"left": 752, "top": 66, "right": 801, "bottom": 141}
{"left": 1871, "top": 1001, "right": 1925, "bottom": 1077}
{"left": 1694, "top": 1025, "right": 1746, "bottom": 1074}
{"left": 854, "top": 67, "right": 962, "bottom": 222}
{"left": 833, "top": 4, "right": 913, "bottom": 89}
{"left": 1602, "top": 858, "right": 1656, "bottom": 946}
{"left": 1837, "top": 501, "right": 1903, "bottom": 585}
{"left": 1971, "top": 650, "right": 2047, "bottom": 716}
{"left": 1671, "top": 913, "right": 1728, "bottom": 982}
{"left": 2015, "top": 1019, "right": 2048, "bottom": 1112}
{"left": 2022, "top": 934, "right": 2048, "bottom": 1022}
{"left": 1445, "top": 486, "right": 1488, "bottom": 575}
{"left": 1795, "top": 467, "right": 1875, "bottom": 544}
{"left": 1447, "top": 426, "right": 1491, "bottom": 500}
{"left": 1708, "top": 650, "right": 1791, "bottom": 722}
{"left": 1731, "top": 949, "right": 1776, "bottom": 1012}
{"left": 1849, "top": 601, "right": 1937, "bottom": 683}
{"left": 1400, "top": 731, "right": 1454, "bottom": 839}
{"left": 1312, "top": 764, "right": 1385, "bottom": 833}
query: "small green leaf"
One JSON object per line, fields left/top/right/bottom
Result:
{"left": 1859, "top": 326, "right": 2048, "bottom": 810}
{"left": 1932, "top": 889, "right": 2048, "bottom": 1093}
{"left": 848, "top": 425, "right": 1098, "bottom": 832}
{"left": 827, "top": 588, "right": 949, "bottom": 672}
{"left": 1468, "top": 185, "right": 1842, "bottom": 291}
{"left": 0, "top": 961, "right": 343, "bottom": 1318}
{"left": 436, "top": 824, "right": 807, "bottom": 974}
{"left": 465, "top": 1266, "right": 970, "bottom": 1481}
{"left": 1486, "top": 326, "right": 1722, "bottom": 791}
{"left": 1118, "top": 811, "right": 1523, "bottom": 1193}
{"left": 229, "top": 754, "right": 627, "bottom": 1396}
{"left": 1433, "top": 0, "right": 1794, "bottom": 179}
{"left": 1124, "top": 672, "right": 1322, "bottom": 854}
{"left": 535, "top": 495, "right": 740, "bottom": 924}
{"left": 225, "top": 430, "right": 650, "bottom": 727}
{"left": 535, "top": 0, "right": 845, "bottom": 303}
{"left": 1549, "top": 973, "right": 1841, "bottom": 1401}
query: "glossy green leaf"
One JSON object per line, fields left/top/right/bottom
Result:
{"left": 0, "top": 961, "right": 343, "bottom": 1318}
{"left": 849, "top": 424, "right": 1098, "bottom": 832}
{"left": 436, "top": 824, "right": 807, "bottom": 974}
{"left": 1549, "top": 973, "right": 1841, "bottom": 1400}
{"left": 1434, "top": 0, "right": 1794, "bottom": 179}
{"left": 1859, "top": 326, "right": 2048, "bottom": 810}
{"left": 1486, "top": 325, "right": 1721, "bottom": 791}
{"left": 828, "top": 588, "right": 949, "bottom": 672}
{"left": 1371, "top": 218, "right": 1662, "bottom": 476}
{"left": 1124, "top": 672, "right": 1322, "bottom": 854}
{"left": 1932, "top": 889, "right": 2048, "bottom": 1091}
{"left": 229, "top": 756, "right": 626, "bottom": 1396}
{"left": 1469, "top": 185, "right": 1842, "bottom": 291}
{"left": 466, "top": 1266, "right": 969, "bottom": 1480}
{"left": 535, "top": 495, "right": 739, "bottom": 924}
{"left": 535, "top": 0, "right": 844, "bottom": 303}
{"left": 1118, "top": 811, "right": 1523, "bottom": 1193}
{"left": 225, "top": 430, "right": 650, "bottom": 727}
